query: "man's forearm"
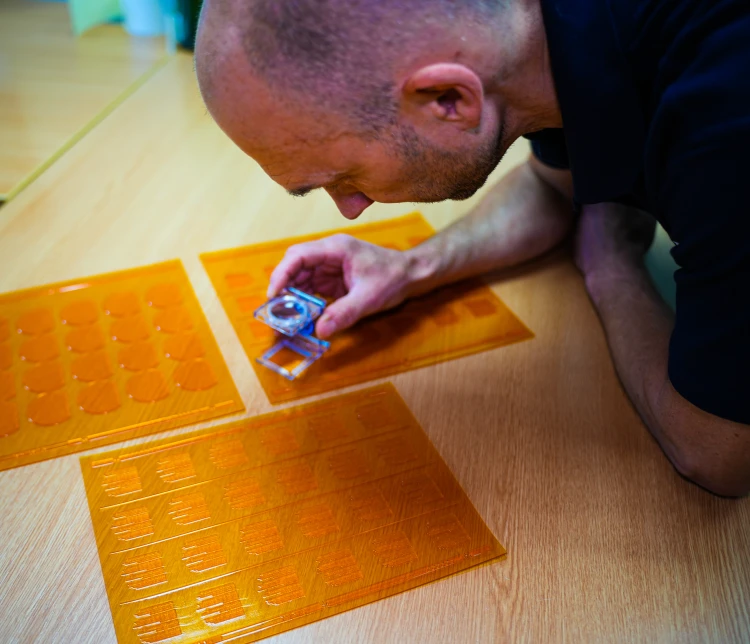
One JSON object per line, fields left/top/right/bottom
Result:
{"left": 580, "top": 203, "right": 750, "bottom": 496}
{"left": 585, "top": 256, "right": 676, "bottom": 447}
{"left": 403, "top": 158, "right": 573, "bottom": 297}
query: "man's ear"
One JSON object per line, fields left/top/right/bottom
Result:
{"left": 401, "top": 63, "right": 484, "bottom": 130}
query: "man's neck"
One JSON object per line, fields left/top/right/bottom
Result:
{"left": 490, "top": 0, "right": 562, "bottom": 134}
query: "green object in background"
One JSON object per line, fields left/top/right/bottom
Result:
{"left": 174, "top": 0, "right": 203, "bottom": 49}
{"left": 645, "top": 223, "right": 678, "bottom": 311}
{"left": 67, "top": 0, "right": 201, "bottom": 48}
{"left": 68, "top": 0, "right": 123, "bottom": 35}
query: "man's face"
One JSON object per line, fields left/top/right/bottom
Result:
{"left": 200, "top": 55, "right": 507, "bottom": 219}
{"left": 266, "top": 126, "right": 505, "bottom": 220}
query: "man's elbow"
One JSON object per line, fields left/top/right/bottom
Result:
{"left": 649, "top": 382, "right": 750, "bottom": 497}
{"left": 670, "top": 443, "right": 750, "bottom": 497}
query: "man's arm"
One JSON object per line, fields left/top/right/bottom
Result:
{"left": 577, "top": 202, "right": 750, "bottom": 497}
{"left": 404, "top": 155, "right": 574, "bottom": 297}
{"left": 269, "top": 154, "right": 575, "bottom": 337}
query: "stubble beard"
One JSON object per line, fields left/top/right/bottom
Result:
{"left": 393, "top": 119, "right": 508, "bottom": 203}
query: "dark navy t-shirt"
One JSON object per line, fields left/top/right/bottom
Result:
{"left": 530, "top": 0, "right": 750, "bottom": 424}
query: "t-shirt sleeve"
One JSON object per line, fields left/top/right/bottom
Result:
{"left": 654, "top": 9, "right": 750, "bottom": 424}
{"left": 524, "top": 128, "right": 570, "bottom": 170}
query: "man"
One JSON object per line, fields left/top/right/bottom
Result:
{"left": 195, "top": 0, "right": 750, "bottom": 496}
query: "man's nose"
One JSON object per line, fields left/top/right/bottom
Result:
{"left": 326, "top": 189, "right": 374, "bottom": 220}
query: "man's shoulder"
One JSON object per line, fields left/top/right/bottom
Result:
{"left": 538, "top": 0, "right": 750, "bottom": 207}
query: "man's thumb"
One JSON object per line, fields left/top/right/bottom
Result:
{"left": 315, "top": 291, "right": 368, "bottom": 338}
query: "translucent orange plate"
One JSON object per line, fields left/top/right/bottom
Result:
{"left": 0, "top": 260, "right": 243, "bottom": 470}
{"left": 201, "top": 212, "right": 533, "bottom": 403}
{"left": 80, "top": 383, "right": 506, "bottom": 644}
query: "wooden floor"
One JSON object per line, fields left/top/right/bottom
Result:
{"left": 0, "top": 53, "right": 748, "bottom": 643}
{"left": 0, "top": 0, "right": 165, "bottom": 200}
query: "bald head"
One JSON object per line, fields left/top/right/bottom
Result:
{"left": 197, "top": 0, "right": 505, "bottom": 133}
{"left": 194, "top": 0, "right": 556, "bottom": 219}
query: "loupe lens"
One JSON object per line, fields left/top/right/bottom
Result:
{"left": 269, "top": 297, "right": 307, "bottom": 322}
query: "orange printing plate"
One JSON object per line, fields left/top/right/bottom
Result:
{"left": 201, "top": 212, "right": 533, "bottom": 404}
{"left": 80, "top": 383, "right": 506, "bottom": 644}
{"left": 0, "top": 260, "right": 243, "bottom": 471}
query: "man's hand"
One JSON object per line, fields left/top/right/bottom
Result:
{"left": 267, "top": 235, "right": 416, "bottom": 338}
{"left": 267, "top": 155, "right": 575, "bottom": 340}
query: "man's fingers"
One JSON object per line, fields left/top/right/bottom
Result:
{"left": 315, "top": 286, "right": 379, "bottom": 338}
{"left": 267, "top": 242, "right": 334, "bottom": 298}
